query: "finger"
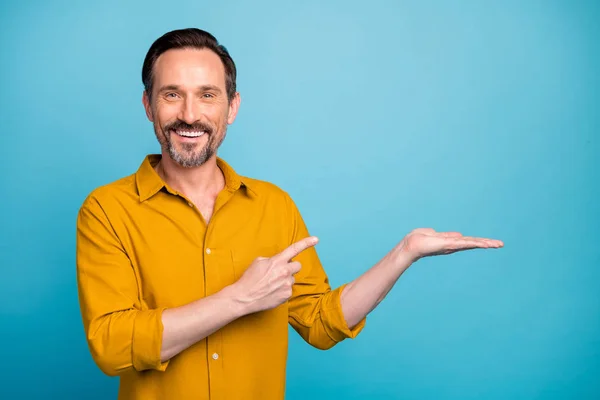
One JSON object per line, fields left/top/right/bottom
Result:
{"left": 275, "top": 236, "right": 319, "bottom": 262}
{"left": 482, "top": 239, "right": 503, "bottom": 247}
{"left": 413, "top": 228, "right": 436, "bottom": 234}
{"left": 439, "top": 231, "right": 462, "bottom": 238}
{"left": 460, "top": 237, "right": 504, "bottom": 247}
{"left": 288, "top": 261, "right": 301, "bottom": 275}
{"left": 451, "top": 238, "right": 501, "bottom": 249}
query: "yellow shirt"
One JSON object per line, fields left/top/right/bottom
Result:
{"left": 76, "top": 154, "right": 366, "bottom": 400}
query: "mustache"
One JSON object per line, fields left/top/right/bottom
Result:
{"left": 164, "top": 120, "right": 214, "bottom": 135}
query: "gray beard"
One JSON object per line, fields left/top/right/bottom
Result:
{"left": 156, "top": 126, "right": 227, "bottom": 168}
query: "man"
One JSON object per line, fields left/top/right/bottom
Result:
{"left": 76, "top": 28, "right": 503, "bottom": 400}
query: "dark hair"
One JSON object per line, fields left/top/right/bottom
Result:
{"left": 142, "top": 28, "right": 237, "bottom": 101}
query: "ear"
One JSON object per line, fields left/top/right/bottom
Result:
{"left": 227, "top": 92, "right": 241, "bottom": 125}
{"left": 142, "top": 91, "right": 154, "bottom": 122}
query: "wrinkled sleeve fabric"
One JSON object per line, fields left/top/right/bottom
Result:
{"left": 284, "top": 193, "right": 366, "bottom": 350}
{"left": 76, "top": 194, "right": 169, "bottom": 376}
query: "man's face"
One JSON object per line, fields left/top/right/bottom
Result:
{"left": 143, "top": 48, "right": 240, "bottom": 168}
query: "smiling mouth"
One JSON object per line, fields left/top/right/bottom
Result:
{"left": 171, "top": 129, "right": 207, "bottom": 138}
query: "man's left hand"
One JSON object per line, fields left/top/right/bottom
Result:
{"left": 398, "top": 228, "right": 504, "bottom": 262}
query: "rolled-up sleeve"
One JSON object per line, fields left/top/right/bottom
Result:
{"left": 285, "top": 194, "right": 366, "bottom": 350}
{"left": 76, "top": 194, "right": 169, "bottom": 376}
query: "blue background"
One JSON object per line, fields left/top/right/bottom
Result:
{"left": 1, "top": 0, "right": 599, "bottom": 399}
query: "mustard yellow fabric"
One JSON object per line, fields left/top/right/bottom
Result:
{"left": 76, "top": 154, "right": 366, "bottom": 400}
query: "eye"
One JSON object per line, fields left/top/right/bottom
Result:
{"left": 165, "top": 92, "right": 179, "bottom": 99}
{"left": 202, "top": 93, "right": 214, "bottom": 99}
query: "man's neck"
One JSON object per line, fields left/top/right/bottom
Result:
{"left": 155, "top": 152, "right": 226, "bottom": 200}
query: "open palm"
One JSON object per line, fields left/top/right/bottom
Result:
{"left": 400, "top": 228, "right": 504, "bottom": 261}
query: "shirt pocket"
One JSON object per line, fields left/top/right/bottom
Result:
{"left": 230, "top": 245, "right": 281, "bottom": 280}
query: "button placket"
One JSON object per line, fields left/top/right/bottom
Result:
{"left": 207, "top": 331, "right": 224, "bottom": 398}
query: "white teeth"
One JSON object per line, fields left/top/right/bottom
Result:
{"left": 175, "top": 130, "right": 205, "bottom": 138}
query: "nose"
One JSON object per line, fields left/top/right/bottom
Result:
{"left": 178, "top": 96, "right": 201, "bottom": 125}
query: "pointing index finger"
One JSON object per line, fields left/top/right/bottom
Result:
{"left": 275, "top": 236, "right": 319, "bottom": 262}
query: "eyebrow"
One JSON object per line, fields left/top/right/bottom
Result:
{"left": 157, "top": 84, "right": 223, "bottom": 94}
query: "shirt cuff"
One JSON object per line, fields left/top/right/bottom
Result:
{"left": 321, "top": 284, "right": 367, "bottom": 343}
{"left": 132, "top": 308, "right": 170, "bottom": 372}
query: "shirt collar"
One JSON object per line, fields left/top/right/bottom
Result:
{"left": 135, "top": 154, "right": 256, "bottom": 202}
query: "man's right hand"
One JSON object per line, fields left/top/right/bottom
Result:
{"left": 231, "top": 236, "right": 319, "bottom": 314}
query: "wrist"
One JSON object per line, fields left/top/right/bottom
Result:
{"left": 220, "top": 283, "right": 253, "bottom": 318}
{"left": 391, "top": 242, "right": 418, "bottom": 269}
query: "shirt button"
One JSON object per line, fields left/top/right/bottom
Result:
{"left": 212, "top": 353, "right": 219, "bottom": 360}
{"left": 206, "top": 248, "right": 211, "bottom": 255}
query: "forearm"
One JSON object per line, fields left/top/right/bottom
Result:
{"left": 340, "top": 245, "right": 414, "bottom": 328}
{"left": 160, "top": 285, "right": 247, "bottom": 362}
